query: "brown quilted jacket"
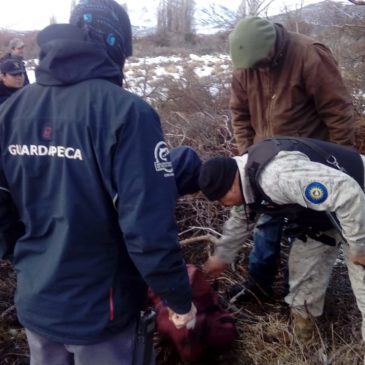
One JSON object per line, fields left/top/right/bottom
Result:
{"left": 229, "top": 24, "right": 355, "bottom": 154}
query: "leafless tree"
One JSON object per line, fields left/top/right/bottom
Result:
{"left": 198, "top": 0, "right": 276, "bottom": 32}
{"left": 70, "top": 0, "right": 77, "bottom": 13}
{"left": 278, "top": 0, "right": 306, "bottom": 33}
{"left": 157, "top": 0, "right": 195, "bottom": 35}
{"left": 121, "top": 2, "right": 128, "bottom": 12}
{"left": 49, "top": 15, "right": 57, "bottom": 25}
{"left": 198, "top": 4, "right": 237, "bottom": 31}
{"left": 348, "top": 0, "right": 365, "bottom": 5}
{"left": 237, "top": 0, "right": 276, "bottom": 17}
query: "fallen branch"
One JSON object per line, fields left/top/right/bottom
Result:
{"left": 1, "top": 304, "right": 15, "bottom": 319}
{"left": 178, "top": 226, "right": 222, "bottom": 237}
{"left": 180, "top": 234, "right": 218, "bottom": 246}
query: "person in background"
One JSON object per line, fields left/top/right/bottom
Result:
{"left": 226, "top": 16, "right": 355, "bottom": 302}
{"left": 199, "top": 137, "right": 365, "bottom": 344}
{"left": 0, "top": 1, "right": 195, "bottom": 364}
{"left": 1, "top": 38, "right": 30, "bottom": 85}
{"left": 0, "top": 58, "right": 26, "bottom": 105}
{"left": 8, "top": 38, "right": 26, "bottom": 58}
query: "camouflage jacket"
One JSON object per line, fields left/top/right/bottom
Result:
{"left": 214, "top": 152, "right": 365, "bottom": 263}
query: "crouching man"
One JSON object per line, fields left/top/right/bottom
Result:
{"left": 199, "top": 137, "right": 365, "bottom": 344}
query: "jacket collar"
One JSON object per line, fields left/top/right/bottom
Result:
{"left": 0, "top": 81, "right": 18, "bottom": 96}
{"left": 270, "top": 23, "right": 289, "bottom": 69}
{"left": 233, "top": 154, "right": 256, "bottom": 204}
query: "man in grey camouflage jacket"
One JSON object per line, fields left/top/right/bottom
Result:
{"left": 198, "top": 138, "right": 365, "bottom": 344}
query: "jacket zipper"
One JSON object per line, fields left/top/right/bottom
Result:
{"left": 109, "top": 288, "right": 115, "bottom": 321}
{"left": 266, "top": 72, "right": 275, "bottom": 136}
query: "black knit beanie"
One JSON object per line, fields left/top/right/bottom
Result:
{"left": 70, "top": 0, "right": 132, "bottom": 67}
{"left": 199, "top": 157, "right": 238, "bottom": 201}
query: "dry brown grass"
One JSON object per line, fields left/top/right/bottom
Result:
{"left": 0, "top": 240, "right": 363, "bottom": 365}
{"left": 155, "top": 228, "right": 364, "bottom": 365}
{"left": 0, "top": 261, "right": 28, "bottom": 365}
{"left": 152, "top": 191, "right": 365, "bottom": 365}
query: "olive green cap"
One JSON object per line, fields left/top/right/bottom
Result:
{"left": 229, "top": 17, "right": 276, "bottom": 69}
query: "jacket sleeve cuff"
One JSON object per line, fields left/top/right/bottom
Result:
{"left": 349, "top": 243, "right": 365, "bottom": 257}
{"left": 214, "top": 246, "right": 236, "bottom": 264}
{"left": 161, "top": 288, "right": 192, "bottom": 314}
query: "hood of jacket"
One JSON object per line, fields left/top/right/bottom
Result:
{"left": 35, "top": 23, "right": 122, "bottom": 86}
{"left": 270, "top": 23, "right": 289, "bottom": 69}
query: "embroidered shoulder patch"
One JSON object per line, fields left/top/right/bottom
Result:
{"left": 304, "top": 182, "right": 328, "bottom": 204}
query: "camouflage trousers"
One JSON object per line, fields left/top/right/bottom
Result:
{"left": 285, "top": 229, "right": 365, "bottom": 341}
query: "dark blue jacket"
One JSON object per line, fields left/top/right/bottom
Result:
{"left": 0, "top": 81, "right": 19, "bottom": 105}
{"left": 0, "top": 24, "right": 191, "bottom": 344}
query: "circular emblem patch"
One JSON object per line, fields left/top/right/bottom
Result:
{"left": 304, "top": 182, "right": 328, "bottom": 204}
{"left": 153, "top": 141, "right": 173, "bottom": 174}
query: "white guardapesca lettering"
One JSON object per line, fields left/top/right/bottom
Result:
{"left": 8, "top": 145, "right": 83, "bottom": 160}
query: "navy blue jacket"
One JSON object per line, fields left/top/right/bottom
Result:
{"left": 0, "top": 81, "right": 19, "bottom": 105}
{"left": 0, "top": 24, "right": 191, "bottom": 344}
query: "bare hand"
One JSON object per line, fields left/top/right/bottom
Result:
{"left": 203, "top": 256, "right": 228, "bottom": 278}
{"left": 168, "top": 303, "right": 197, "bottom": 329}
{"left": 350, "top": 254, "right": 365, "bottom": 266}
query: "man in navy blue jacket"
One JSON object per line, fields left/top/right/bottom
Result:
{"left": 0, "top": 1, "right": 196, "bottom": 364}
{"left": 0, "top": 58, "right": 27, "bottom": 105}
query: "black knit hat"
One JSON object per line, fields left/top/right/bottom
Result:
{"left": 70, "top": 0, "right": 132, "bottom": 66}
{"left": 199, "top": 157, "right": 238, "bottom": 201}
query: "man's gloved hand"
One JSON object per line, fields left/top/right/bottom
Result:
{"left": 350, "top": 254, "right": 365, "bottom": 266}
{"left": 203, "top": 256, "right": 229, "bottom": 278}
{"left": 168, "top": 303, "right": 197, "bottom": 329}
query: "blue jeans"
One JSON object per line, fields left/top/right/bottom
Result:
{"left": 248, "top": 214, "right": 285, "bottom": 290}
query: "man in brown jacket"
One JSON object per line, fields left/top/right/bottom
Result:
{"left": 222, "top": 17, "right": 355, "bottom": 314}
